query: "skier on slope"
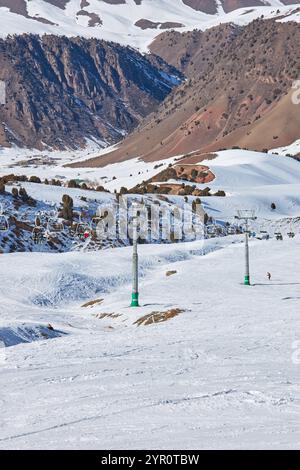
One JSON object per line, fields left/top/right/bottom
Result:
{"left": 267, "top": 272, "right": 271, "bottom": 281}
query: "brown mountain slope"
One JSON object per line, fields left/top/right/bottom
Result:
{"left": 77, "top": 18, "right": 300, "bottom": 167}
{"left": 201, "top": 89, "right": 300, "bottom": 152}
{"left": 149, "top": 24, "right": 239, "bottom": 77}
{"left": 0, "top": 35, "right": 181, "bottom": 149}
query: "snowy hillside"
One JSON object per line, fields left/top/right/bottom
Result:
{"left": 0, "top": 0, "right": 299, "bottom": 51}
{"left": 3, "top": 146, "right": 300, "bottom": 217}
{"left": 0, "top": 235, "right": 300, "bottom": 449}
{"left": 196, "top": 150, "right": 300, "bottom": 221}
{"left": 1, "top": 147, "right": 300, "bottom": 256}
{"left": 272, "top": 139, "right": 300, "bottom": 157}
{"left": 1, "top": 133, "right": 300, "bottom": 448}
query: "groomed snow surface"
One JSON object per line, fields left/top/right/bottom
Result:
{"left": 0, "top": 235, "right": 299, "bottom": 449}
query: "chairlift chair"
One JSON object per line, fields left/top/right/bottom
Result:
{"left": 75, "top": 219, "right": 91, "bottom": 240}
{"left": 206, "top": 224, "right": 218, "bottom": 238}
{"left": 79, "top": 225, "right": 91, "bottom": 241}
{"left": 32, "top": 226, "right": 46, "bottom": 245}
{"left": 0, "top": 204, "right": 9, "bottom": 232}
{"left": 275, "top": 232, "right": 283, "bottom": 241}
{"left": 47, "top": 217, "right": 64, "bottom": 234}
{"left": 257, "top": 230, "right": 270, "bottom": 240}
{"left": 217, "top": 224, "right": 227, "bottom": 237}
{"left": 0, "top": 214, "right": 9, "bottom": 232}
{"left": 227, "top": 226, "right": 236, "bottom": 235}
{"left": 288, "top": 231, "right": 295, "bottom": 239}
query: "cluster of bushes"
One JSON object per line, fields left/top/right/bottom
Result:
{"left": 0, "top": 174, "right": 109, "bottom": 193}
{"left": 151, "top": 167, "right": 178, "bottom": 183}
{"left": 0, "top": 174, "right": 28, "bottom": 185}
{"left": 0, "top": 173, "right": 60, "bottom": 186}
{"left": 11, "top": 186, "right": 36, "bottom": 205}
{"left": 121, "top": 181, "right": 226, "bottom": 198}
{"left": 0, "top": 177, "right": 36, "bottom": 204}
{"left": 67, "top": 179, "right": 109, "bottom": 192}
{"left": 177, "top": 185, "right": 225, "bottom": 197}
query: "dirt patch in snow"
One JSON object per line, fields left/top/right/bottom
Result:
{"left": 81, "top": 298, "right": 104, "bottom": 308}
{"left": 135, "top": 19, "right": 184, "bottom": 30}
{"left": 94, "top": 313, "right": 122, "bottom": 319}
{"left": 166, "top": 270, "right": 177, "bottom": 277}
{"left": 134, "top": 308, "right": 185, "bottom": 326}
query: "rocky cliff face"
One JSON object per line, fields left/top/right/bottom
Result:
{"left": 0, "top": 34, "right": 181, "bottom": 149}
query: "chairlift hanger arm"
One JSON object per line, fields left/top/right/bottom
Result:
{"left": 235, "top": 216, "right": 257, "bottom": 221}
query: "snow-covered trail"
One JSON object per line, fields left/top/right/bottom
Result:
{"left": 0, "top": 237, "right": 299, "bottom": 449}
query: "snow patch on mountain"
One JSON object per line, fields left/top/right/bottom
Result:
{"left": 0, "top": 0, "right": 299, "bottom": 51}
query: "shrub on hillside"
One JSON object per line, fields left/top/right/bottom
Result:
{"left": 11, "top": 188, "right": 19, "bottom": 198}
{"left": 62, "top": 194, "right": 74, "bottom": 221}
{"left": 19, "top": 187, "right": 29, "bottom": 202}
{"left": 29, "top": 176, "right": 41, "bottom": 184}
{"left": 214, "top": 190, "right": 226, "bottom": 197}
{"left": 68, "top": 180, "right": 79, "bottom": 189}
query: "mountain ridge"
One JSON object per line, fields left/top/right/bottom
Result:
{"left": 0, "top": 34, "right": 181, "bottom": 149}
{"left": 0, "top": 0, "right": 300, "bottom": 51}
{"left": 76, "top": 17, "right": 300, "bottom": 167}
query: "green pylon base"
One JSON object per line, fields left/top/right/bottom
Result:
{"left": 131, "top": 292, "right": 140, "bottom": 307}
{"left": 244, "top": 276, "right": 250, "bottom": 286}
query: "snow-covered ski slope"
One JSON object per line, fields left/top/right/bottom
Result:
{"left": 0, "top": 0, "right": 299, "bottom": 51}
{"left": 195, "top": 150, "right": 300, "bottom": 220}
{"left": 0, "top": 235, "right": 299, "bottom": 449}
{"left": 1, "top": 140, "right": 300, "bottom": 447}
{"left": 2, "top": 147, "right": 300, "bottom": 222}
